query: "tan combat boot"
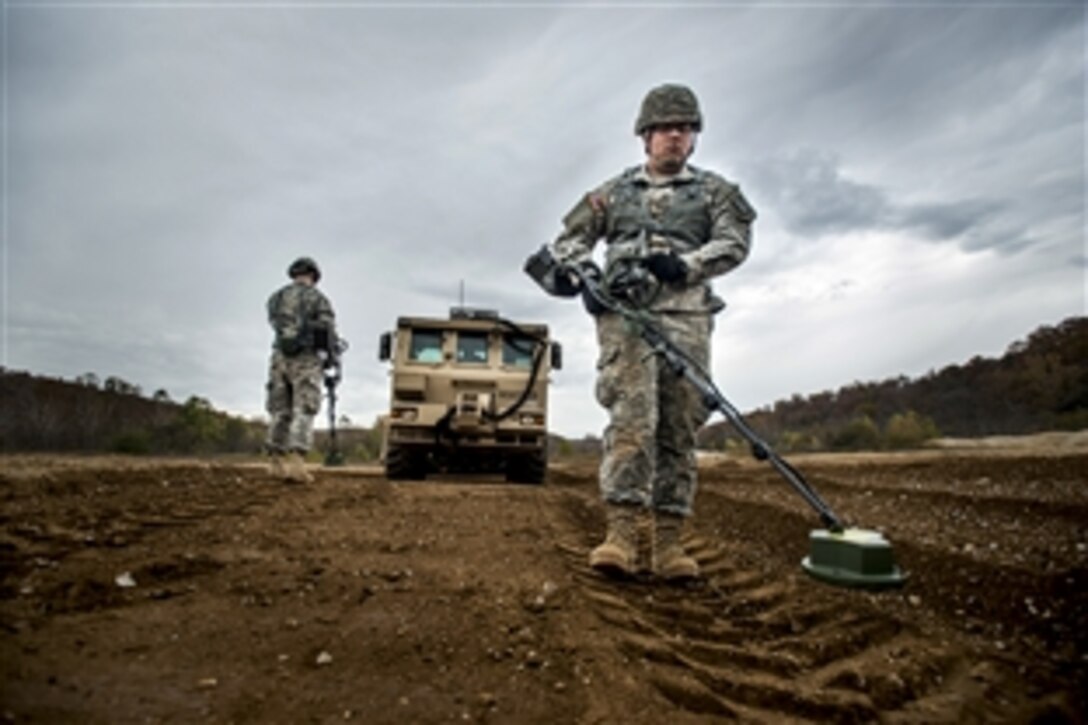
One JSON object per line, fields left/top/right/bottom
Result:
{"left": 653, "top": 512, "right": 700, "bottom": 581}
{"left": 589, "top": 505, "right": 641, "bottom": 578}
{"left": 283, "top": 451, "right": 313, "bottom": 484}
{"left": 267, "top": 451, "right": 287, "bottom": 478}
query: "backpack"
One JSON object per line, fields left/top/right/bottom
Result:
{"left": 268, "top": 285, "right": 315, "bottom": 356}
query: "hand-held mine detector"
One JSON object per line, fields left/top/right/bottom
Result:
{"left": 525, "top": 245, "right": 907, "bottom": 590}
{"left": 321, "top": 337, "right": 349, "bottom": 467}
{"left": 376, "top": 308, "right": 560, "bottom": 484}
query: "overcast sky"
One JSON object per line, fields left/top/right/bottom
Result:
{"left": 3, "top": 1, "right": 1084, "bottom": 438}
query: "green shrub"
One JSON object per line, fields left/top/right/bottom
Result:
{"left": 884, "top": 410, "right": 940, "bottom": 449}
{"left": 827, "top": 415, "right": 881, "bottom": 451}
{"left": 112, "top": 430, "right": 151, "bottom": 455}
{"left": 776, "top": 430, "right": 821, "bottom": 453}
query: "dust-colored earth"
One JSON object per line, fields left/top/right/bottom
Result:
{"left": 1, "top": 445, "right": 1085, "bottom": 723}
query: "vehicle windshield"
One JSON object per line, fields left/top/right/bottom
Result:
{"left": 502, "top": 335, "right": 534, "bottom": 368}
{"left": 456, "top": 332, "right": 489, "bottom": 364}
{"left": 409, "top": 330, "right": 443, "bottom": 362}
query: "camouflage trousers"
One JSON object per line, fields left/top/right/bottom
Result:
{"left": 594, "top": 311, "right": 712, "bottom": 517}
{"left": 265, "top": 350, "right": 323, "bottom": 454}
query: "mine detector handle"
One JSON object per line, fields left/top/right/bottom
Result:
{"left": 566, "top": 261, "right": 846, "bottom": 533}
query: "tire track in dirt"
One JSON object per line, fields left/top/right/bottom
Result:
{"left": 3, "top": 455, "right": 1084, "bottom": 722}
{"left": 696, "top": 468, "right": 1088, "bottom": 666}
{"left": 553, "top": 487, "right": 1055, "bottom": 723}
{"left": 719, "top": 471, "right": 1088, "bottom": 528}
{"left": 705, "top": 494, "right": 1084, "bottom": 622}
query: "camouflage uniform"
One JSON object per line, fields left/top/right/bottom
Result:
{"left": 265, "top": 281, "right": 337, "bottom": 454}
{"left": 550, "top": 164, "right": 755, "bottom": 517}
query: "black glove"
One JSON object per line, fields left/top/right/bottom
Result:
{"left": 644, "top": 252, "right": 689, "bottom": 284}
{"left": 555, "top": 260, "right": 603, "bottom": 297}
{"left": 551, "top": 266, "right": 582, "bottom": 297}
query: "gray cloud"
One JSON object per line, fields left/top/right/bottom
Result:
{"left": 897, "top": 200, "right": 1006, "bottom": 242}
{"left": 743, "top": 149, "right": 893, "bottom": 237}
{"left": 3, "top": 3, "right": 1084, "bottom": 436}
{"left": 743, "top": 149, "right": 1052, "bottom": 256}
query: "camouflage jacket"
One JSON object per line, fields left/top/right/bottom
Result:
{"left": 267, "top": 282, "right": 337, "bottom": 356}
{"left": 550, "top": 164, "right": 755, "bottom": 313}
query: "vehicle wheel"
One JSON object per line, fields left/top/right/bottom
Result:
{"left": 385, "top": 445, "right": 426, "bottom": 481}
{"left": 506, "top": 451, "right": 546, "bottom": 485}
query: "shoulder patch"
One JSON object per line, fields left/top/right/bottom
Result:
{"left": 729, "top": 187, "right": 757, "bottom": 223}
{"left": 562, "top": 192, "right": 607, "bottom": 233}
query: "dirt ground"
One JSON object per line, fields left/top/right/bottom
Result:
{"left": 1, "top": 445, "right": 1085, "bottom": 723}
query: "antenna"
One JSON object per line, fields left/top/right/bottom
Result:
{"left": 459, "top": 280, "right": 465, "bottom": 307}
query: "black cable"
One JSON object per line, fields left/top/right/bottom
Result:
{"left": 485, "top": 318, "right": 548, "bottom": 423}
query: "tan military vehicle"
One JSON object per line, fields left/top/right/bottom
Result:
{"left": 377, "top": 308, "right": 561, "bottom": 484}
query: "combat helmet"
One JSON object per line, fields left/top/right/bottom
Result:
{"left": 635, "top": 84, "right": 703, "bottom": 135}
{"left": 288, "top": 256, "right": 321, "bottom": 282}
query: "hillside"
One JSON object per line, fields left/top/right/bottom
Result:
{"left": 5, "top": 316, "right": 1084, "bottom": 457}
{"left": 699, "top": 316, "right": 1087, "bottom": 452}
{"left": 0, "top": 369, "right": 264, "bottom": 454}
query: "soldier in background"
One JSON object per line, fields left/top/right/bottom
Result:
{"left": 547, "top": 84, "right": 756, "bottom": 580}
{"left": 265, "top": 257, "right": 338, "bottom": 483}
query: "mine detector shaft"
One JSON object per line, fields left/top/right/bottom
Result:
{"left": 525, "top": 246, "right": 907, "bottom": 589}
{"left": 525, "top": 249, "right": 845, "bottom": 530}
{"left": 377, "top": 307, "right": 562, "bottom": 484}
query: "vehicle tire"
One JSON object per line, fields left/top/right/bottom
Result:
{"left": 385, "top": 445, "right": 426, "bottom": 481}
{"left": 506, "top": 451, "right": 546, "bottom": 485}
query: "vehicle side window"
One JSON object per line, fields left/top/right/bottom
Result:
{"left": 502, "top": 335, "right": 534, "bottom": 368}
{"left": 409, "top": 330, "right": 443, "bottom": 362}
{"left": 456, "top": 332, "right": 489, "bottom": 364}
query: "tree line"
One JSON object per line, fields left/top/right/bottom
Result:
{"left": 698, "top": 316, "right": 1087, "bottom": 452}
{"left": 5, "top": 316, "right": 1083, "bottom": 456}
{"left": 0, "top": 369, "right": 265, "bottom": 454}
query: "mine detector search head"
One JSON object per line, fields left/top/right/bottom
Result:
{"left": 523, "top": 245, "right": 907, "bottom": 590}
